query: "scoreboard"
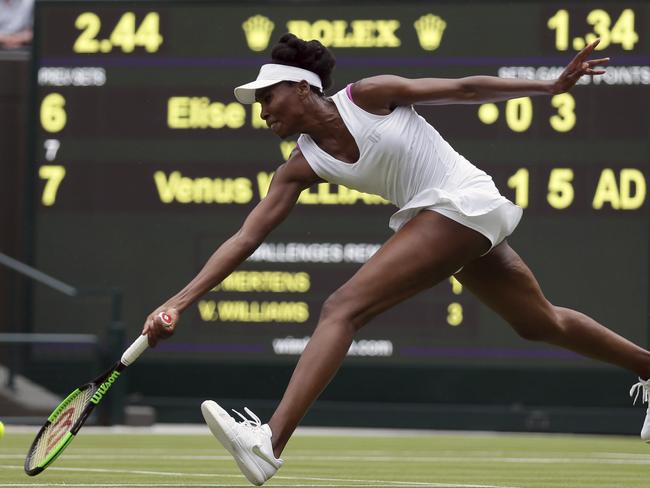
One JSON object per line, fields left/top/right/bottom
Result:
{"left": 30, "top": 1, "right": 650, "bottom": 368}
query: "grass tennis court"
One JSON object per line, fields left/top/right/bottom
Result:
{"left": 1, "top": 427, "right": 649, "bottom": 487}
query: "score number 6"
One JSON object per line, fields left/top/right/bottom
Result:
{"left": 40, "top": 93, "right": 67, "bottom": 133}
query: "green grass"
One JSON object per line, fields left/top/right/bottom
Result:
{"left": 1, "top": 428, "right": 650, "bottom": 487}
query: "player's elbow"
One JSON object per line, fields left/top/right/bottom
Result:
{"left": 233, "top": 229, "right": 264, "bottom": 255}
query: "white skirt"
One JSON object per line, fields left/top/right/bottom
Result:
{"left": 389, "top": 179, "right": 523, "bottom": 252}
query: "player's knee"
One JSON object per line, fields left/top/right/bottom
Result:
{"left": 320, "top": 290, "right": 367, "bottom": 331}
{"left": 320, "top": 290, "right": 352, "bottom": 322}
{"left": 513, "top": 324, "right": 548, "bottom": 342}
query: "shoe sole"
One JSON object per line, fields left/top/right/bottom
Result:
{"left": 200, "top": 400, "right": 270, "bottom": 486}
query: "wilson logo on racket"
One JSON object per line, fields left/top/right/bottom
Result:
{"left": 90, "top": 371, "right": 121, "bottom": 404}
{"left": 46, "top": 408, "right": 75, "bottom": 451}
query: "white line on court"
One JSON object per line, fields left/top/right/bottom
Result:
{"left": 5, "top": 424, "right": 639, "bottom": 440}
{"left": 0, "top": 485, "right": 488, "bottom": 488}
{"left": 0, "top": 484, "right": 514, "bottom": 488}
{"left": 5, "top": 447, "right": 649, "bottom": 460}
{"left": 0, "top": 425, "right": 511, "bottom": 437}
{"left": 0, "top": 465, "right": 518, "bottom": 488}
{"left": 2, "top": 452, "right": 649, "bottom": 465}
{"left": 0, "top": 483, "right": 516, "bottom": 488}
{"left": 0, "top": 483, "right": 250, "bottom": 488}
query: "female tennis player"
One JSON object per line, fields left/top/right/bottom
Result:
{"left": 142, "top": 34, "right": 650, "bottom": 485}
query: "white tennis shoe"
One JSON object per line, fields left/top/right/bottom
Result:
{"left": 630, "top": 378, "right": 650, "bottom": 442}
{"left": 201, "top": 400, "right": 283, "bottom": 486}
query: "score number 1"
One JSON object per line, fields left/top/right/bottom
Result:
{"left": 39, "top": 93, "right": 67, "bottom": 206}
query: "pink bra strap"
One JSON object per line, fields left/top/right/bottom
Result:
{"left": 345, "top": 83, "right": 355, "bottom": 104}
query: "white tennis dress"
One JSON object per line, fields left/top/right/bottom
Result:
{"left": 297, "top": 84, "right": 523, "bottom": 250}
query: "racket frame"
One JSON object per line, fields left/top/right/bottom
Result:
{"left": 24, "top": 332, "right": 151, "bottom": 476}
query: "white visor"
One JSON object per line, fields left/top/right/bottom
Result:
{"left": 234, "top": 63, "right": 323, "bottom": 104}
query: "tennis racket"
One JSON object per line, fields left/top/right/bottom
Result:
{"left": 24, "top": 312, "right": 174, "bottom": 476}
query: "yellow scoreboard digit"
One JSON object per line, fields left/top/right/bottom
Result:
{"left": 74, "top": 11, "right": 163, "bottom": 53}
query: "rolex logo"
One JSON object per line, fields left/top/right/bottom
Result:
{"left": 414, "top": 14, "right": 446, "bottom": 51}
{"left": 242, "top": 15, "right": 275, "bottom": 52}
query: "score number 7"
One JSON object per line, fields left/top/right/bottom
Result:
{"left": 39, "top": 165, "right": 66, "bottom": 206}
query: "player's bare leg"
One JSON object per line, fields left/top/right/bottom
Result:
{"left": 454, "top": 241, "right": 650, "bottom": 378}
{"left": 267, "top": 210, "right": 491, "bottom": 457}
{"left": 455, "top": 241, "right": 650, "bottom": 441}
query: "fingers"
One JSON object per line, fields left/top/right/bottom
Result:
{"left": 582, "top": 38, "right": 600, "bottom": 56}
{"left": 587, "top": 38, "right": 600, "bottom": 50}
{"left": 588, "top": 57, "right": 610, "bottom": 66}
{"left": 142, "top": 309, "right": 178, "bottom": 348}
{"left": 573, "top": 54, "right": 608, "bottom": 78}
{"left": 142, "top": 317, "right": 153, "bottom": 337}
{"left": 573, "top": 38, "right": 601, "bottom": 63}
{"left": 581, "top": 57, "right": 609, "bottom": 76}
{"left": 584, "top": 58, "right": 610, "bottom": 74}
{"left": 142, "top": 317, "right": 157, "bottom": 348}
{"left": 558, "top": 39, "right": 609, "bottom": 91}
{"left": 145, "top": 317, "right": 159, "bottom": 348}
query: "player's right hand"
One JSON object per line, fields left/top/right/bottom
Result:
{"left": 142, "top": 307, "right": 179, "bottom": 347}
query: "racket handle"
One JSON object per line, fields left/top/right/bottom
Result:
{"left": 121, "top": 313, "right": 173, "bottom": 366}
{"left": 121, "top": 334, "right": 149, "bottom": 366}
{"left": 120, "top": 312, "right": 174, "bottom": 366}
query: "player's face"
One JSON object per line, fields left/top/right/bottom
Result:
{"left": 255, "top": 82, "right": 305, "bottom": 139}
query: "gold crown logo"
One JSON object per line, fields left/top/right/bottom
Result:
{"left": 414, "top": 14, "right": 447, "bottom": 51}
{"left": 242, "top": 15, "right": 275, "bottom": 52}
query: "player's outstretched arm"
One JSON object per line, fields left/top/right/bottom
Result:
{"left": 142, "top": 151, "right": 321, "bottom": 346}
{"left": 352, "top": 39, "right": 608, "bottom": 108}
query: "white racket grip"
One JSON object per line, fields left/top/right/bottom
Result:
{"left": 121, "top": 334, "right": 149, "bottom": 366}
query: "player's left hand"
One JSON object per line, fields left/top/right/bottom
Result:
{"left": 553, "top": 38, "right": 609, "bottom": 94}
{"left": 142, "top": 307, "right": 179, "bottom": 347}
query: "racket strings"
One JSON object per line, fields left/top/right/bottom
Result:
{"left": 28, "top": 388, "right": 94, "bottom": 469}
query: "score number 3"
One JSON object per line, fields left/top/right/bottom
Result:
{"left": 74, "top": 12, "right": 163, "bottom": 53}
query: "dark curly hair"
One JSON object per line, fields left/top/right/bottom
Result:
{"left": 271, "top": 33, "right": 336, "bottom": 91}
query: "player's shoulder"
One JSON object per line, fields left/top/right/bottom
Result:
{"left": 276, "top": 146, "right": 322, "bottom": 186}
{"left": 350, "top": 75, "right": 410, "bottom": 113}
{"left": 351, "top": 75, "right": 409, "bottom": 96}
